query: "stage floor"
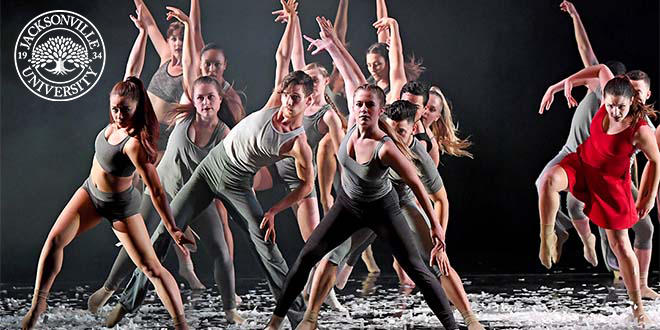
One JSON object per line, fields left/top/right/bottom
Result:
{"left": 2, "top": 272, "right": 660, "bottom": 329}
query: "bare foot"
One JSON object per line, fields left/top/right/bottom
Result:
{"left": 555, "top": 229, "right": 569, "bottom": 262}
{"left": 264, "top": 315, "right": 284, "bottom": 330}
{"left": 295, "top": 319, "right": 317, "bottom": 330}
{"left": 335, "top": 265, "right": 353, "bottom": 290}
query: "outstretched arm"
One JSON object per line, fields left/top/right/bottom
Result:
{"left": 563, "top": 64, "right": 613, "bottom": 108}
{"left": 259, "top": 136, "right": 314, "bottom": 243}
{"left": 379, "top": 142, "right": 446, "bottom": 264}
{"left": 124, "top": 5, "right": 148, "bottom": 79}
{"left": 133, "top": 0, "right": 171, "bottom": 64}
{"left": 538, "top": 76, "right": 599, "bottom": 114}
{"left": 635, "top": 126, "right": 660, "bottom": 218}
{"left": 166, "top": 7, "right": 195, "bottom": 99}
{"left": 328, "top": 0, "right": 350, "bottom": 94}
{"left": 306, "top": 17, "right": 366, "bottom": 126}
{"left": 560, "top": 1, "right": 598, "bottom": 67}
{"left": 375, "top": 0, "right": 389, "bottom": 43}
{"left": 373, "top": 17, "right": 405, "bottom": 103}
{"left": 264, "top": 0, "right": 299, "bottom": 109}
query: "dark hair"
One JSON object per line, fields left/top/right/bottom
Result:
{"left": 365, "top": 43, "right": 426, "bottom": 82}
{"left": 604, "top": 60, "right": 626, "bottom": 76}
{"left": 166, "top": 21, "right": 184, "bottom": 40}
{"left": 603, "top": 76, "right": 656, "bottom": 124}
{"left": 201, "top": 42, "right": 226, "bottom": 58}
{"left": 279, "top": 70, "right": 314, "bottom": 96}
{"left": 400, "top": 81, "right": 429, "bottom": 105}
{"left": 385, "top": 100, "right": 418, "bottom": 123}
{"left": 110, "top": 76, "right": 159, "bottom": 163}
{"left": 168, "top": 76, "right": 226, "bottom": 126}
{"left": 626, "top": 70, "right": 651, "bottom": 88}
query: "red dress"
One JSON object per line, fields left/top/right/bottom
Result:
{"left": 559, "top": 105, "right": 647, "bottom": 230}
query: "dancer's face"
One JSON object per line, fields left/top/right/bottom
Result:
{"left": 386, "top": 118, "right": 414, "bottom": 145}
{"left": 304, "top": 68, "right": 328, "bottom": 100}
{"left": 201, "top": 49, "right": 227, "bottom": 79}
{"left": 603, "top": 94, "right": 632, "bottom": 123}
{"left": 168, "top": 33, "right": 183, "bottom": 59}
{"left": 630, "top": 79, "right": 651, "bottom": 104}
{"left": 280, "top": 84, "right": 310, "bottom": 119}
{"left": 193, "top": 83, "right": 222, "bottom": 121}
{"left": 423, "top": 93, "right": 443, "bottom": 125}
{"left": 110, "top": 94, "right": 138, "bottom": 128}
{"left": 366, "top": 53, "right": 388, "bottom": 82}
{"left": 353, "top": 89, "right": 383, "bottom": 128}
{"left": 401, "top": 92, "right": 425, "bottom": 121}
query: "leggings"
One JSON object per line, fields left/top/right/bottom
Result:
{"left": 107, "top": 193, "right": 235, "bottom": 311}
{"left": 272, "top": 189, "right": 458, "bottom": 330}
{"left": 118, "top": 146, "right": 305, "bottom": 324}
{"left": 536, "top": 148, "right": 574, "bottom": 233}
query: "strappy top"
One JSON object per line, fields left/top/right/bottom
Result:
{"left": 94, "top": 126, "right": 135, "bottom": 177}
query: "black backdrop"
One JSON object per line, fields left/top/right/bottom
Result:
{"left": 1, "top": 0, "right": 658, "bottom": 284}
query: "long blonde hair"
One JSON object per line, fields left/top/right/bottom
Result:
{"left": 428, "top": 86, "right": 472, "bottom": 158}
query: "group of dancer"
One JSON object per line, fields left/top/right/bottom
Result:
{"left": 19, "top": 0, "right": 657, "bottom": 329}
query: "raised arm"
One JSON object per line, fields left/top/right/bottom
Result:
{"left": 373, "top": 17, "right": 406, "bottom": 103}
{"left": 538, "top": 76, "right": 599, "bottom": 114}
{"left": 635, "top": 125, "right": 660, "bottom": 218}
{"left": 375, "top": 0, "right": 389, "bottom": 43}
{"left": 271, "top": 1, "right": 305, "bottom": 70}
{"left": 563, "top": 64, "right": 613, "bottom": 108}
{"left": 189, "top": 0, "right": 205, "bottom": 54}
{"left": 124, "top": 5, "right": 148, "bottom": 80}
{"left": 379, "top": 142, "right": 446, "bottom": 264}
{"left": 166, "top": 6, "right": 195, "bottom": 99}
{"left": 327, "top": 0, "right": 350, "bottom": 94}
{"left": 560, "top": 1, "right": 598, "bottom": 67}
{"left": 133, "top": 0, "right": 171, "bottom": 64}
{"left": 125, "top": 139, "right": 192, "bottom": 251}
{"left": 259, "top": 135, "right": 314, "bottom": 243}
{"left": 306, "top": 16, "right": 366, "bottom": 126}
{"left": 264, "top": 0, "right": 299, "bottom": 109}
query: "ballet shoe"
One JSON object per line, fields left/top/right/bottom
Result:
{"left": 582, "top": 233, "right": 598, "bottom": 267}
{"left": 21, "top": 290, "right": 48, "bottom": 330}
{"left": 225, "top": 308, "right": 245, "bottom": 324}
{"left": 88, "top": 286, "right": 115, "bottom": 314}
{"left": 462, "top": 311, "right": 485, "bottom": 330}
{"left": 264, "top": 315, "right": 284, "bottom": 330}
{"left": 554, "top": 229, "right": 569, "bottom": 262}
{"left": 539, "top": 224, "right": 557, "bottom": 269}
{"left": 641, "top": 286, "right": 660, "bottom": 300}
{"left": 295, "top": 311, "right": 318, "bottom": 330}
{"left": 105, "top": 304, "right": 128, "bottom": 328}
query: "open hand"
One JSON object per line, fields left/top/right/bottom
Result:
{"left": 372, "top": 17, "right": 397, "bottom": 36}
{"left": 129, "top": 5, "right": 146, "bottom": 31}
{"left": 563, "top": 79, "right": 578, "bottom": 108}
{"left": 166, "top": 6, "right": 189, "bottom": 24}
{"left": 539, "top": 86, "right": 557, "bottom": 114}
{"left": 169, "top": 227, "right": 195, "bottom": 256}
{"left": 260, "top": 210, "right": 277, "bottom": 244}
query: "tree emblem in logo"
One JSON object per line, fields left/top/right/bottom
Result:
{"left": 29, "top": 36, "right": 92, "bottom": 75}
{"left": 15, "top": 10, "right": 105, "bottom": 101}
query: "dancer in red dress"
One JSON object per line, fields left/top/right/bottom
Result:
{"left": 538, "top": 64, "right": 659, "bottom": 326}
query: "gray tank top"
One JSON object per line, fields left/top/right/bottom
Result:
{"left": 389, "top": 137, "right": 444, "bottom": 205}
{"left": 94, "top": 126, "right": 135, "bottom": 177}
{"left": 221, "top": 107, "right": 304, "bottom": 175}
{"left": 337, "top": 125, "right": 393, "bottom": 202}
{"left": 157, "top": 113, "right": 226, "bottom": 196}
{"left": 303, "top": 104, "right": 332, "bottom": 155}
{"left": 147, "top": 60, "right": 184, "bottom": 103}
{"left": 563, "top": 86, "right": 602, "bottom": 152}
{"left": 366, "top": 75, "right": 390, "bottom": 95}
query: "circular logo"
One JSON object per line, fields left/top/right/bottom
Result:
{"left": 14, "top": 10, "right": 105, "bottom": 101}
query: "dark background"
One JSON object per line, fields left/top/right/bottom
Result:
{"left": 1, "top": 0, "right": 658, "bottom": 285}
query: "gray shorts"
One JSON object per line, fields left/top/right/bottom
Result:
{"left": 81, "top": 177, "right": 142, "bottom": 222}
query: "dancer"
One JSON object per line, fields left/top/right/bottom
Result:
{"left": 565, "top": 69, "right": 658, "bottom": 299}
{"left": 265, "top": 16, "right": 457, "bottom": 330}
{"left": 538, "top": 64, "right": 659, "bottom": 326}
{"left": 107, "top": 0, "right": 311, "bottom": 326}
{"left": 535, "top": 0, "right": 628, "bottom": 266}
{"left": 20, "top": 77, "right": 190, "bottom": 330}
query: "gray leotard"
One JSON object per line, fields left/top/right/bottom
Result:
{"left": 337, "top": 125, "right": 392, "bottom": 202}
{"left": 220, "top": 107, "right": 304, "bottom": 175}
{"left": 157, "top": 113, "right": 226, "bottom": 196}
{"left": 94, "top": 126, "right": 135, "bottom": 177}
{"left": 389, "top": 137, "right": 444, "bottom": 205}
{"left": 366, "top": 76, "right": 390, "bottom": 95}
{"left": 147, "top": 60, "right": 184, "bottom": 104}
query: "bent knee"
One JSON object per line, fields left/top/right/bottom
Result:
{"left": 540, "top": 169, "right": 566, "bottom": 193}
{"left": 138, "top": 259, "right": 164, "bottom": 278}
